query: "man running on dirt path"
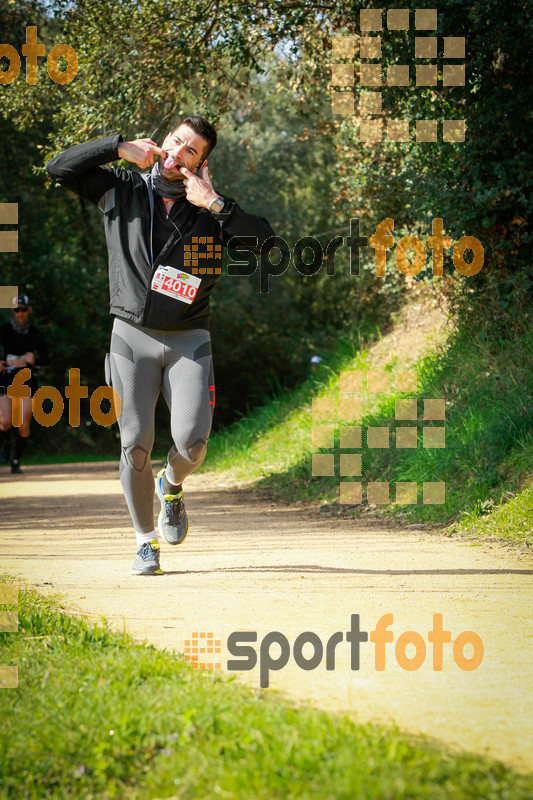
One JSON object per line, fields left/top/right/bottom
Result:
{"left": 47, "top": 116, "right": 274, "bottom": 576}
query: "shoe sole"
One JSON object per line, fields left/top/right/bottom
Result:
{"left": 131, "top": 566, "right": 163, "bottom": 576}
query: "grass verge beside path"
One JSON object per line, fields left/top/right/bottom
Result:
{"left": 1, "top": 581, "right": 532, "bottom": 800}
{"left": 201, "top": 311, "right": 533, "bottom": 541}
{"left": 450, "top": 487, "right": 533, "bottom": 546}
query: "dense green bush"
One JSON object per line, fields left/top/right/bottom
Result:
{"left": 330, "top": 0, "right": 533, "bottom": 296}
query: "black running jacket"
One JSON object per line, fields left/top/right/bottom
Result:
{"left": 46, "top": 135, "right": 275, "bottom": 331}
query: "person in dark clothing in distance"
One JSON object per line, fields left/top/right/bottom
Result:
{"left": 0, "top": 294, "right": 50, "bottom": 474}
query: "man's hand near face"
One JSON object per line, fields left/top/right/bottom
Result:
{"left": 180, "top": 165, "right": 219, "bottom": 209}
{"left": 118, "top": 138, "right": 166, "bottom": 169}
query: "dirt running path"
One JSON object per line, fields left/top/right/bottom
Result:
{"left": 1, "top": 462, "right": 532, "bottom": 773}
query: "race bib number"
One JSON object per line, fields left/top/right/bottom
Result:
{"left": 151, "top": 266, "right": 202, "bottom": 305}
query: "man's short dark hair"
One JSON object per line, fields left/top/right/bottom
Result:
{"left": 175, "top": 115, "right": 217, "bottom": 158}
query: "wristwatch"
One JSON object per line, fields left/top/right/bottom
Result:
{"left": 208, "top": 195, "right": 225, "bottom": 214}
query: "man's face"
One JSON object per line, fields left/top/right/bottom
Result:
{"left": 160, "top": 124, "right": 209, "bottom": 181}
{"left": 13, "top": 305, "right": 31, "bottom": 321}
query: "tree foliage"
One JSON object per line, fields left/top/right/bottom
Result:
{"left": 325, "top": 1, "right": 533, "bottom": 293}
{"left": 1, "top": 0, "right": 530, "bottom": 448}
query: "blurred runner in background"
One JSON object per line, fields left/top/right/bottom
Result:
{"left": 0, "top": 294, "right": 50, "bottom": 474}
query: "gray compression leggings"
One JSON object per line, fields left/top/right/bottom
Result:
{"left": 106, "top": 318, "right": 214, "bottom": 532}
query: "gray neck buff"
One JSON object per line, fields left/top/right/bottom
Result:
{"left": 150, "top": 162, "right": 187, "bottom": 200}
{"left": 10, "top": 316, "right": 30, "bottom": 335}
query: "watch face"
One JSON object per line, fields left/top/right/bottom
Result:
{"left": 211, "top": 197, "right": 224, "bottom": 212}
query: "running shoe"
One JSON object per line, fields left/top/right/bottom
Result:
{"left": 10, "top": 459, "right": 22, "bottom": 475}
{"left": 131, "top": 538, "right": 163, "bottom": 576}
{"left": 156, "top": 467, "right": 189, "bottom": 545}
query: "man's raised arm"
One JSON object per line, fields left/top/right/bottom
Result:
{"left": 46, "top": 135, "right": 165, "bottom": 206}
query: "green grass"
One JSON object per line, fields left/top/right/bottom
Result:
{"left": 356, "top": 324, "right": 533, "bottom": 527}
{"left": 450, "top": 487, "right": 533, "bottom": 546}
{"left": 201, "top": 333, "right": 367, "bottom": 482}
{"left": 1, "top": 581, "right": 532, "bottom": 799}
{"left": 201, "top": 310, "right": 533, "bottom": 536}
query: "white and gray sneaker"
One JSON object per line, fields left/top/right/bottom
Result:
{"left": 131, "top": 538, "right": 163, "bottom": 576}
{"left": 156, "top": 467, "right": 189, "bottom": 545}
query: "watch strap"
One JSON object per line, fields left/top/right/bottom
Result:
{"left": 208, "top": 195, "right": 225, "bottom": 213}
